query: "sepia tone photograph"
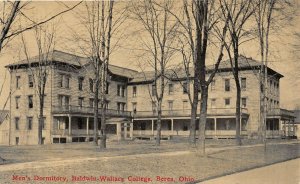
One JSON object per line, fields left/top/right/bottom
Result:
{"left": 0, "top": 0, "right": 299, "bottom": 183}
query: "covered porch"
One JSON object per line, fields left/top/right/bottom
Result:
{"left": 267, "top": 108, "right": 296, "bottom": 138}
{"left": 51, "top": 115, "right": 133, "bottom": 143}
{"left": 132, "top": 116, "right": 249, "bottom": 139}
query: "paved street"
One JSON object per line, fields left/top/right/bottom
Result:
{"left": 200, "top": 158, "right": 300, "bottom": 184}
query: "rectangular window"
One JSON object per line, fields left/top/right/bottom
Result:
{"left": 183, "top": 82, "right": 189, "bottom": 94}
{"left": 211, "top": 80, "right": 216, "bottom": 91}
{"left": 117, "top": 102, "right": 125, "bottom": 113}
{"left": 168, "top": 101, "right": 173, "bottom": 111}
{"left": 105, "top": 100, "right": 110, "bottom": 109}
{"left": 168, "top": 83, "right": 174, "bottom": 95}
{"left": 15, "top": 96, "right": 20, "bottom": 109}
{"left": 106, "top": 82, "right": 109, "bottom": 94}
{"left": 16, "top": 76, "right": 20, "bottom": 89}
{"left": 42, "top": 117, "right": 46, "bottom": 130}
{"left": 78, "top": 77, "right": 84, "bottom": 91}
{"left": 58, "top": 95, "right": 70, "bottom": 108}
{"left": 211, "top": 98, "right": 216, "bottom": 108}
{"left": 78, "top": 97, "right": 84, "bottom": 107}
{"left": 15, "top": 117, "right": 19, "bottom": 130}
{"left": 152, "top": 84, "right": 156, "bottom": 96}
{"left": 132, "top": 102, "right": 137, "bottom": 114}
{"left": 152, "top": 101, "right": 157, "bottom": 113}
{"left": 225, "top": 98, "right": 230, "bottom": 106}
{"left": 122, "top": 86, "right": 125, "bottom": 97}
{"left": 58, "top": 95, "right": 63, "bottom": 107}
{"left": 28, "top": 75, "right": 33, "bottom": 88}
{"left": 242, "top": 98, "right": 247, "bottom": 108}
{"left": 59, "top": 74, "right": 63, "bottom": 87}
{"left": 89, "top": 78, "right": 94, "bottom": 92}
{"left": 28, "top": 95, "right": 33, "bottom": 109}
{"left": 89, "top": 98, "right": 94, "bottom": 107}
{"left": 65, "top": 76, "right": 70, "bottom": 88}
{"left": 117, "top": 85, "right": 125, "bottom": 97}
{"left": 133, "top": 86, "right": 137, "bottom": 97}
{"left": 117, "top": 85, "right": 121, "bottom": 96}
{"left": 225, "top": 79, "right": 230, "bottom": 91}
{"left": 27, "top": 117, "right": 33, "bottom": 130}
{"left": 241, "top": 78, "right": 246, "bottom": 90}
{"left": 65, "top": 96, "right": 70, "bottom": 107}
{"left": 15, "top": 137, "right": 19, "bottom": 145}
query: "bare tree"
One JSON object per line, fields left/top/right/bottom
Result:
{"left": 71, "top": 1, "right": 117, "bottom": 149}
{"left": 0, "top": 1, "right": 81, "bottom": 52}
{"left": 252, "top": 0, "right": 276, "bottom": 150}
{"left": 21, "top": 25, "right": 55, "bottom": 145}
{"left": 130, "top": 0, "right": 178, "bottom": 146}
{"left": 167, "top": 1, "right": 230, "bottom": 152}
{"left": 253, "top": 0, "right": 295, "bottom": 150}
{"left": 220, "top": 0, "right": 254, "bottom": 146}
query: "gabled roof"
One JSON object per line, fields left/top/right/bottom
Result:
{"left": 0, "top": 110, "right": 9, "bottom": 124}
{"left": 129, "top": 55, "right": 284, "bottom": 84}
{"left": 6, "top": 50, "right": 138, "bottom": 79}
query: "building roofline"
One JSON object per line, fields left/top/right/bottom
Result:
{"left": 5, "top": 50, "right": 138, "bottom": 79}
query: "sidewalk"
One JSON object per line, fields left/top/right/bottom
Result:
{"left": 199, "top": 158, "right": 300, "bottom": 184}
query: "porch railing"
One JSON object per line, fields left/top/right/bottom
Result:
{"left": 132, "top": 108, "right": 248, "bottom": 118}
{"left": 52, "top": 129, "right": 96, "bottom": 136}
{"left": 52, "top": 105, "right": 131, "bottom": 117}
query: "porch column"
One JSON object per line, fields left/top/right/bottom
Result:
{"left": 292, "top": 120, "right": 295, "bottom": 137}
{"left": 171, "top": 119, "right": 174, "bottom": 135}
{"left": 85, "top": 117, "right": 89, "bottom": 142}
{"left": 68, "top": 115, "right": 72, "bottom": 136}
{"left": 240, "top": 118, "right": 242, "bottom": 133}
{"left": 57, "top": 118, "right": 60, "bottom": 130}
{"left": 214, "top": 118, "right": 217, "bottom": 139}
{"left": 86, "top": 117, "right": 89, "bottom": 135}
{"left": 124, "top": 122, "right": 128, "bottom": 139}
{"left": 130, "top": 122, "right": 133, "bottom": 140}
{"left": 117, "top": 123, "right": 122, "bottom": 141}
{"left": 283, "top": 120, "right": 286, "bottom": 137}
{"left": 288, "top": 120, "right": 291, "bottom": 138}
{"left": 151, "top": 119, "right": 154, "bottom": 135}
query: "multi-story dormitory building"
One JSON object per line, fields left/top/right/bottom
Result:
{"left": 3, "top": 50, "right": 295, "bottom": 145}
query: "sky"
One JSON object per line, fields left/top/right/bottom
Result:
{"left": 0, "top": 1, "right": 299, "bottom": 110}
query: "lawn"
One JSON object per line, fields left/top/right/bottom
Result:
{"left": 0, "top": 139, "right": 299, "bottom": 184}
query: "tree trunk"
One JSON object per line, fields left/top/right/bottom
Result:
{"left": 156, "top": 101, "right": 162, "bottom": 146}
{"left": 198, "top": 86, "right": 208, "bottom": 155}
{"left": 235, "top": 86, "right": 242, "bottom": 145}
{"left": 234, "top": 47, "right": 242, "bottom": 146}
{"left": 259, "top": 64, "right": 264, "bottom": 141}
{"left": 38, "top": 98, "right": 44, "bottom": 145}
{"left": 93, "top": 84, "right": 99, "bottom": 146}
{"left": 189, "top": 102, "right": 197, "bottom": 145}
{"left": 100, "top": 102, "right": 106, "bottom": 149}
